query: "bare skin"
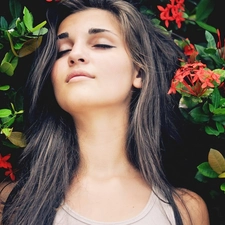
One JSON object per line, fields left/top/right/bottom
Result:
{"left": 0, "top": 8, "right": 210, "bottom": 225}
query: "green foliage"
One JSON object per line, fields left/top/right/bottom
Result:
{"left": 0, "top": 0, "right": 48, "bottom": 179}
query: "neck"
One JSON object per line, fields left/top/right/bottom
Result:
{"left": 73, "top": 109, "right": 133, "bottom": 179}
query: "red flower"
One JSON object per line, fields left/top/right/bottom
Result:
{"left": 0, "top": 154, "right": 15, "bottom": 181}
{"left": 0, "top": 154, "right": 12, "bottom": 169}
{"left": 5, "top": 168, "right": 15, "bottom": 181}
{"left": 157, "top": 0, "right": 185, "bottom": 28}
{"left": 183, "top": 42, "right": 198, "bottom": 63}
{"left": 168, "top": 62, "right": 221, "bottom": 97}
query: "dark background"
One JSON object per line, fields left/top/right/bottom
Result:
{"left": 0, "top": 0, "right": 225, "bottom": 224}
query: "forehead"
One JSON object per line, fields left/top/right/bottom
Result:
{"left": 57, "top": 8, "right": 122, "bottom": 35}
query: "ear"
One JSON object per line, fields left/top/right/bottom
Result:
{"left": 132, "top": 69, "right": 142, "bottom": 89}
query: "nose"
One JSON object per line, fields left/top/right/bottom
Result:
{"left": 68, "top": 45, "right": 89, "bottom": 66}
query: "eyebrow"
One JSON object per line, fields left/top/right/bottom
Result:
{"left": 57, "top": 28, "right": 117, "bottom": 40}
{"left": 88, "top": 28, "right": 117, "bottom": 36}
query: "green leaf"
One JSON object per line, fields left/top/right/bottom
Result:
{"left": 196, "top": 0, "right": 214, "bottom": 22}
{"left": 23, "top": 7, "right": 33, "bottom": 31}
{"left": 32, "top": 27, "right": 48, "bottom": 36}
{"left": 195, "top": 171, "right": 208, "bottom": 183}
{"left": 212, "top": 114, "right": 225, "bottom": 122}
{"left": 1, "top": 115, "right": 16, "bottom": 127}
{"left": 0, "top": 62, "right": 14, "bottom": 76}
{"left": 214, "top": 69, "right": 225, "bottom": 82}
{"left": 195, "top": 21, "right": 217, "bottom": 34}
{"left": 205, "top": 30, "right": 217, "bottom": 48}
{"left": 205, "top": 126, "right": 220, "bottom": 136}
{"left": 0, "top": 16, "right": 8, "bottom": 29}
{"left": 1, "top": 128, "right": 12, "bottom": 137}
{"left": 216, "top": 122, "right": 225, "bottom": 134}
{"left": 0, "top": 85, "right": 10, "bottom": 91}
{"left": 189, "top": 107, "right": 210, "bottom": 123}
{"left": 9, "top": 0, "right": 22, "bottom": 19}
{"left": 179, "top": 96, "right": 202, "bottom": 109}
{"left": 0, "top": 109, "right": 12, "bottom": 118}
{"left": 211, "top": 88, "right": 220, "bottom": 109}
{"left": 202, "top": 101, "right": 210, "bottom": 114}
{"left": 220, "top": 183, "right": 225, "bottom": 193}
{"left": 197, "top": 162, "right": 218, "bottom": 178}
{"left": 30, "top": 21, "right": 47, "bottom": 33}
{"left": 204, "top": 48, "right": 217, "bottom": 55}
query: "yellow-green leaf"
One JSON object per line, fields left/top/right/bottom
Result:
{"left": 18, "top": 37, "right": 42, "bottom": 57}
{"left": 218, "top": 172, "right": 225, "bottom": 178}
{"left": 1, "top": 128, "right": 13, "bottom": 137}
{"left": 7, "top": 131, "right": 26, "bottom": 148}
{"left": 0, "top": 62, "right": 14, "bottom": 76}
{"left": 208, "top": 148, "right": 225, "bottom": 174}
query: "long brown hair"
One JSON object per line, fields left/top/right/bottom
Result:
{"left": 3, "top": 0, "right": 184, "bottom": 224}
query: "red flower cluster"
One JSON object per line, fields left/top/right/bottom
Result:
{"left": 168, "top": 61, "right": 221, "bottom": 97}
{"left": 0, "top": 154, "right": 15, "bottom": 181}
{"left": 157, "top": 0, "right": 185, "bottom": 28}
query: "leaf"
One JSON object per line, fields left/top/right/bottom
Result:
{"left": 220, "top": 183, "right": 225, "bottom": 192}
{"left": 189, "top": 107, "right": 210, "bottom": 123}
{"left": 9, "top": 0, "right": 22, "bottom": 19}
{"left": 32, "top": 27, "right": 48, "bottom": 36}
{"left": 0, "top": 85, "right": 10, "bottom": 91}
{"left": 216, "top": 122, "right": 225, "bottom": 134}
{"left": 205, "top": 30, "right": 217, "bottom": 48}
{"left": 196, "top": 0, "right": 214, "bottom": 22}
{"left": 0, "top": 16, "right": 8, "bottom": 29}
{"left": 195, "top": 21, "right": 217, "bottom": 34}
{"left": 179, "top": 96, "right": 201, "bottom": 109}
{"left": 205, "top": 126, "right": 220, "bottom": 136}
{"left": 213, "top": 69, "right": 225, "bottom": 82}
{"left": 0, "top": 62, "right": 14, "bottom": 76}
{"left": 31, "top": 21, "right": 47, "bottom": 33}
{"left": 1, "top": 116, "right": 16, "bottom": 128}
{"left": 18, "top": 37, "right": 42, "bottom": 57}
{"left": 0, "top": 109, "right": 12, "bottom": 118}
{"left": 1, "top": 128, "right": 13, "bottom": 137}
{"left": 208, "top": 149, "right": 225, "bottom": 174}
{"left": 212, "top": 114, "right": 225, "bottom": 122}
{"left": 211, "top": 88, "right": 220, "bottom": 109}
{"left": 195, "top": 171, "right": 208, "bottom": 183}
{"left": 7, "top": 131, "right": 26, "bottom": 148}
{"left": 197, "top": 162, "right": 218, "bottom": 178}
{"left": 23, "top": 7, "right": 33, "bottom": 31}
{"left": 219, "top": 172, "right": 225, "bottom": 178}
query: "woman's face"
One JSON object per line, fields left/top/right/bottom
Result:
{"left": 51, "top": 8, "right": 141, "bottom": 116}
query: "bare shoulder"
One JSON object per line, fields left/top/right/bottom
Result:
{"left": 0, "top": 182, "right": 16, "bottom": 222}
{"left": 174, "top": 188, "right": 210, "bottom": 225}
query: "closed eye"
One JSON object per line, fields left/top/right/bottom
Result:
{"left": 93, "top": 44, "right": 115, "bottom": 49}
{"left": 57, "top": 49, "right": 71, "bottom": 59}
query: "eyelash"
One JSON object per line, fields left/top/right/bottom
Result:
{"left": 57, "top": 44, "right": 115, "bottom": 58}
{"left": 57, "top": 49, "right": 71, "bottom": 59}
{"left": 93, "top": 44, "right": 115, "bottom": 49}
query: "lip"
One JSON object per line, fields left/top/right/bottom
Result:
{"left": 66, "top": 70, "right": 94, "bottom": 82}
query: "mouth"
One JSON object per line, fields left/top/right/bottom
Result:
{"left": 66, "top": 70, "right": 94, "bottom": 82}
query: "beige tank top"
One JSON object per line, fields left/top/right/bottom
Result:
{"left": 53, "top": 189, "right": 175, "bottom": 225}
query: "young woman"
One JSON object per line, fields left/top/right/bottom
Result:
{"left": 1, "top": 0, "right": 209, "bottom": 224}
